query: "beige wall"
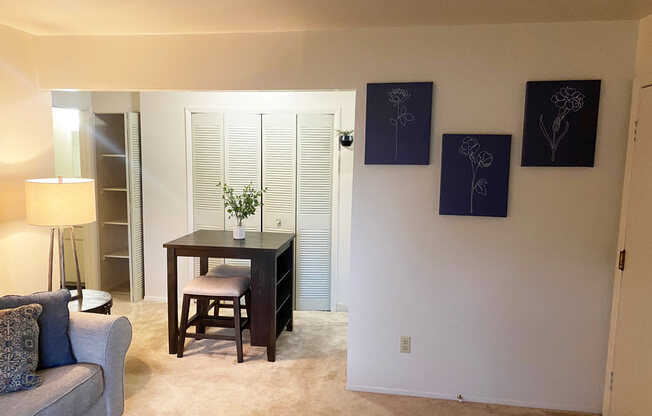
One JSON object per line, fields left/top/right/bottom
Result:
{"left": 91, "top": 91, "right": 140, "bottom": 113}
{"left": 0, "top": 24, "right": 54, "bottom": 294}
{"left": 636, "top": 14, "right": 652, "bottom": 76}
{"left": 1, "top": 20, "right": 638, "bottom": 411}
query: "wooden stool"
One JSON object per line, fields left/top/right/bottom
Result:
{"left": 206, "top": 264, "right": 251, "bottom": 318}
{"left": 178, "top": 275, "right": 252, "bottom": 363}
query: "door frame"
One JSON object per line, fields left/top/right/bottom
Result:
{"left": 183, "top": 107, "right": 344, "bottom": 311}
{"left": 602, "top": 73, "right": 652, "bottom": 415}
{"left": 79, "top": 110, "right": 101, "bottom": 290}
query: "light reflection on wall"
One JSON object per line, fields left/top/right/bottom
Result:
{"left": 52, "top": 107, "right": 81, "bottom": 177}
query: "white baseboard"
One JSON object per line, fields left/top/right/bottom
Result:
{"left": 345, "top": 385, "right": 599, "bottom": 414}
{"left": 335, "top": 303, "right": 349, "bottom": 312}
{"left": 143, "top": 296, "right": 167, "bottom": 303}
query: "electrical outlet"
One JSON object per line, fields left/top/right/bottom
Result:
{"left": 400, "top": 336, "right": 411, "bottom": 353}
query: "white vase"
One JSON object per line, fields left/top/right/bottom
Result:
{"left": 233, "top": 225, "right": 246, "bottom": 240}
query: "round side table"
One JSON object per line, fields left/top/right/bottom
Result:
{"left": 68, "top": 289, "right": 113, "bottom": 315}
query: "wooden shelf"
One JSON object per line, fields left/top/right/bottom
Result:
{"left": 276, "top": 269, "right": 291, "bottom": 286}
{"left": 103, "top": 247, "right": 130, "bottom": 259}
{"left": 275, "top": 302, "right": 292, "bottom": 338}
{"left": 100, "top": 154, "right": 126, "bottom": 158}
{"left": 103, "top": 219, "right": 128, "bottom": 226}
{"left": 275, "top": 293, "right": 291, "bottom": 314}
{"left": 102, "top": 187, "right": 127, "bottom": 192}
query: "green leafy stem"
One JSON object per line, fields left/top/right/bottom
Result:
{"left": 217, "top": 182, "right": 266, "bottom": 226}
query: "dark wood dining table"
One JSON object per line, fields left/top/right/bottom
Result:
{"left": 163, "top": 230, "right": 295, "bottom": 361}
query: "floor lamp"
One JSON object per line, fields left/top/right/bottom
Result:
{"left": 25, "top": 177, "right": 97, "bottom": 301}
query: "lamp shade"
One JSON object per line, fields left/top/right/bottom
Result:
{"left": 25, "top": 178, "right": 97, "bottom": 226}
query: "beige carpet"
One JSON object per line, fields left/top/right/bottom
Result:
{"left": 112, "top": 296, "right": 595, "bottom": 416}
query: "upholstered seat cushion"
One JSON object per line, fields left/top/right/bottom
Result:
{"left": 207, "top": 264, "right": 251, "bottom": 278}
{"left": 0, "top": 363, "right": 104, "bottom": 416}
{"left": 183, "top": 276, "right": 250, "bottom": 297}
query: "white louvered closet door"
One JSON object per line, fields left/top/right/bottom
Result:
{"left": 262, "top": 114, "right": 296, "bottom": 234}
{"left": 125, "top": 112, "right": 144, "bottom": 302}
{"left": 296, "top": 114, "right": 334, "bottom": 310}
{"left": 191, "top": 112, "right": 225, "bottom": 275}
{"left": 224, "top": 113, "right": 262, "bottom": 266}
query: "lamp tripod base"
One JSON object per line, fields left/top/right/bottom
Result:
{"left": 48, "top": 227, "right": 83, "bottom": 302}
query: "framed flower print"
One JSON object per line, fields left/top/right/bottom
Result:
{"left": 521, "top": 80, "right": 601, "bottom": 167}
{"left": 439, "top": 134, "right": 512, "bottom": 218}
{"left": 364, "top": 82, "right": 434, "bottom": 165}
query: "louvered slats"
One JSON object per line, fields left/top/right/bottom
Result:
{"left": 262, "top": 114, "right": 296, "bottom": 233}
{"left": 298, "top": 230, "right": 331, "bottom": 298}
{"left": 191, "top": 113, "right": 226, "bottom": 272}
{"left": 296, "top": 114, "right": 334, "bottom": 310}
{"left": 224, "top": 113, "right": 262, "bottom": 266}
{"left": 192, "top": 113, "right": 224, "bottom": 227}
{"left": 126, "top": 112, "right": 144, "bottom": 302}
{"left": 298, "top": 126, "right": 332, "bottom": 215}
{"left": 189, "top": 111, "right": 334, "bottom": 309}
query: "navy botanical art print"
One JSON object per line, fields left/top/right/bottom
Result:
{"left": 439, "top": 134, "right": 512, "bottom": 218}
{"left": 364, "top": 82, "right": 433, "bottom": 165}
{"left": 521, "top": 80, "right": 601, "bottom": 167}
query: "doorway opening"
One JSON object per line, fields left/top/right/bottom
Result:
{"left": 51, "top": 90, "right": 355, "bottom": 312}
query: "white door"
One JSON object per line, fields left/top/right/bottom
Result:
{"left": 125, "top": 112, "right": 144, "bottom": 302}
{"left": 224, "top": 113, "right": 262, "bottom": 266}
{"left": 296, "top": 113, "right": 334, "bottom": 310}
{"left": 609, "top": 85, "right": 652, "bottom": 415}
{"left": 190, "top": 112, "right": 225, "bottom": 275}
{"left": 262, "top": 113, "right": 296, "bottom": 233}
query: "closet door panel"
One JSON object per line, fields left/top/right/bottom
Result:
{"left": 224, "top": 113, "right": 262, "bottom": 266}
{"left": 191, "top": 113, "right": 225, "bottom": 229}
{"left": 262, "top": 113, "right": 296, "bottom": 233}
{"left": 296, "top": 113, "right": 333, "bottom": 310}
{"left": 190, "top": 112, "right": 226, "bottom": 274}
{"left": 125, "top": 112, "right": 144, "bottom": 302}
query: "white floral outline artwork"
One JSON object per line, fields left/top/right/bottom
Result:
{"left": 388, "top": 88, "right": 415, "bottom": 160}
{"left": 459, "top": 137, "right": 493, "bottom": 214}
{"left": 539, "top": 86, "right": 585, "bottom": 162}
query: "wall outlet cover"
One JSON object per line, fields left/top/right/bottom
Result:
{"left": 400, "top": 336, "right": 411, "bottom": 353}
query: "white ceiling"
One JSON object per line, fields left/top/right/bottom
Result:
{"left": 1, "top": 0, "right": 651, "bottom": 36}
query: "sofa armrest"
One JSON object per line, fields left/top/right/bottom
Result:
{"left": 68, "top": 312, "right": 132, "bottom": 416}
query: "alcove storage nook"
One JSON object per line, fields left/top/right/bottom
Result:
{"left": 190, "top": 112, "right": 334, "bottom": 310}
{"left": 93, "top": 112, "right": 144, "bottom": 302}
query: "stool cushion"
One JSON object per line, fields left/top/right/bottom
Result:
{"left": 206, "top": 264, "right": 251, "bottom": 278}
{"left": 183, "top": 276, "right": 250, "bottom": 297}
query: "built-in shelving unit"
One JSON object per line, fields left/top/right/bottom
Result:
{"left": 93, "top": 112, "right": 144, "bottom": 301}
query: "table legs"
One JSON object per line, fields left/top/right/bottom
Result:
{"left": 167, "top": 248, "right": 178, "bottom": 354}
{"left": 165, "top": 242, "right": 294, "bottom": 360}
{"left": 286, "top": 240, "right": 294, "bottom": 333}
{"left": 251, "top": 253, "right": 277, "bottom": 362}
{"left": 197, "top": 256, "right": 209, "bottom": 334}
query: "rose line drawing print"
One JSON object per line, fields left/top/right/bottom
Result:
{"left": 388, "top": 88, "right": 415, "bottom": 160}
{"left": 364, "top": 82, "right": 432, "bottom": 165}
{"left": 538, "top": 86, "right": 585, "bottom": 162}
{"left": 459, "top": 137, "right": 493, "bottom": 214}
